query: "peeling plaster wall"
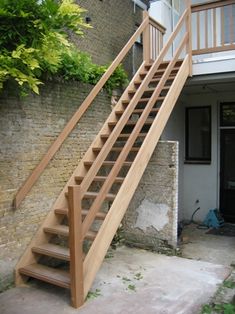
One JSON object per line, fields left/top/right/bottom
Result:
{"left": 123, "top": 141, "right": 179, "bottom": 252}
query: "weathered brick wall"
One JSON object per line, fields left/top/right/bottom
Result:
{"left": 73, "top": 0, "right": 146, "bottom": 75}
{"left": 123, "top": 141, "right": 179, "bottom": 253}
{"left": 0, "top": 82, "right": 111, "bottom": 291}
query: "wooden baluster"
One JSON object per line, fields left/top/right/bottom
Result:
{"left": 213, "top": 8, "right": 217, "bottom": 48}
{"left": 205, "top": 10, "right": 208, "bottom": 48}
{"left": 154, "top": 27, "right": 156, "bottom": 60}
{"left": 143, "top": 11, "right": 150, "bottom": 62}
{"left": 197, "top": 11, "right": 200, "bottom": 50}
{"left": 156, "top": 30, "right": 159, "bottom": 56}
{"left": 68, "top": 185, "right": 84, "bottom": 308}
{"left": 221, "top": 6, "right": 225, "bottom": 46}
{"left": 230, "top": 5, "right": 234, "bottom": 44}
{"left": 151, "top": 25, "right": 154, "bottom": 60}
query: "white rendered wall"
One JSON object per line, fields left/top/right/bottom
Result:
{"left": 162, "top": 90, "right": 235, "bottom": 222}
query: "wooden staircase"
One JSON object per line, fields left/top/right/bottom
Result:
{"left": 15, "top": 4, "right": 192, "bottom": 309}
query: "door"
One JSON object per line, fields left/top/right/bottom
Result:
{"left": 220, "top": 103, "right": 235, "bottom": 223}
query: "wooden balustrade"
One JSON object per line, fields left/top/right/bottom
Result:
{"left": 149, "top": 17, "right": 166, "bottom": 60}
{"left": 192, "top": 0, "right": 235, "bottom": 55}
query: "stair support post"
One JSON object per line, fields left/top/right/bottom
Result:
{"left": 68, "top": 185, "right": 84, "bottom": 308}
{"left": 186, "top": 0, "right": 192, "bottom": 76}
{"left": 143, "top": 11, "right": 150, "bottom": 62}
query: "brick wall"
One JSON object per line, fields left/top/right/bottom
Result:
{"left": 0, "top": 82, "right": 111, "bottom": 291}
{"left": 73, "top": 0, "right": 146, "bottom": 75}
{"left": 123, "top": 141, "right": 179, "bottom": 253}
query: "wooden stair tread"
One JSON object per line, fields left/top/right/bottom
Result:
{"left": 108, "top": 119, "right": 154, "bottom": 127}
{"left": 44, "top": 224, "right": 69, "bottom": 236}
{"left": 92, "top": 146, "right": 139, "bottom": 152}
{"left": 19, "top": 263, "right": 70, "bottom": 289}
{"left": 122, "top": 97, "right": 164, "bottom": 105}
{"left": 139, "top": 66, "right": 180, "bottom": 76}
{"left": 100, "top": 132, "right": 147, "bottom": 139}
{"left": 64, "top": 190, "right": 116, "bottom": 201}
{"left": 128, "top": 86, "right": 170, "bottom": 95}
{"left": 75, "top": 175, "right": 125, "bottom": 183}
{"left": 32, "top": 243, "right": 70, "bottom": 261}
{"left": 55, "top": 207, "right": 107, "bottom": 220}
{"left": 44, "top": 225, "right": 97, "bottom": 240}
{"left": 84, "top": 160, "right": 132, "bottom": 167}
{"left": 115, "top": 108, "right": 159, "bottom": 115}
{"left": 134, "top": 75, "right": 175, "bottom": 85}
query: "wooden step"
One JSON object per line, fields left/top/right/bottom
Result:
{"left": 92, "top": 146, "right": 140, "bottom": 153}
{"left": 55, "top": 207, "right": 107, "bottom": 220}
{"left": 134, "top": 75, "right": 176, "bottom": 86}
{"left": 108, "top": 119, "right": 154, "bottom": 127}
{"left": 115, "top": 108, "right": 159, "bottom": 116}
{"left": 44, "top": 225, "right": 97, "bottom": 240}
{"left": 65, "top": 191, "right": 116, "bottom": 201}
{"left": 84, "top": 160, "right": 132, "bottom": 167}
{"left": 19, "top": 263, "right": 70, "bottom": 289}
{"left": 139, "top": 66, "right": 180, "bottom": 77}
{"left": 100, "top": 132, "right": 147, "bottom": 140}
{"left": 32, "top": 243, "right": 70, "bottom": 261}
{"left": 75, "top": 175, "right": 125, "bottom": 184}
{"left": 122, "top": 96, "right": 164, "bottom": 105}
{"left": 128, "top": 86, "right": 170, "bottom": 95}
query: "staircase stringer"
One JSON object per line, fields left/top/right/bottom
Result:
{"left": 83, "top": 55, "right": 190, "bottom": 297}
{"left": 15, "top": 61, "right": 148, "bottom": 283}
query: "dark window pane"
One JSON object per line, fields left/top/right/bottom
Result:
{"left": 220, "top": 103, "right": 235, "bottom": 127}
{"left": 185, "top": 106, "right": 211, "bottom": 163}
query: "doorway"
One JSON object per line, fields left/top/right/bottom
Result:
{"left": 220, "top": 103, "right": 235, "bottom": 223}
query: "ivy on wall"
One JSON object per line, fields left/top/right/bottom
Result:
{"left": 0, "top": 0, "right": 128, "bottom": 96}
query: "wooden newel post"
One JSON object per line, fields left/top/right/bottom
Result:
{"left": 142, "top": 10, "right": 150, "bottom": 62}
{"left": 68, "top": 185, "right": 84, "bottom": 308}
{"left": 185, "top": 0, "right": 192, "bottom": 76}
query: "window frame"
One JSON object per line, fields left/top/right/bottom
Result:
{"left": 185, "top": 106, "right": 212, "bottom": 165}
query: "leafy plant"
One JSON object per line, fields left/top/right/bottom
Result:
{"left": 223, "top": 280, "right": 235, "bottom": 289}
{"left": 201, "top": 303, "right": 235, "bottom": 314}
{"left": 86, "top": 288, "right": 101, "bottom": 300}
{"left": 0, "top": 0, "right": 128, "bottom": 96}
{"left": 0, "top": 0, "right": 89, "bottom": 94}
{"left": 127, "top": 284, "right": 136, "bottom": 292}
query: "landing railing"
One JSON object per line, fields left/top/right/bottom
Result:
{"left": 192, "top": 0, "right": 235, "bottom": 55}
{"left": 13, "top": 11, "right": 165, "bottom": 209}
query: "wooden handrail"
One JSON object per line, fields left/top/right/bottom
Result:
{"left": 81, "top": 8, "right": 190, "bottom": 238}
{"left": 13, "top": 16, "right": 149, "bottom": 209}
{"left": 149, "top": 16, "right": 166, "bottom": 34}
{"left": 192, "top": 0, "right": 235, "bottom": 12}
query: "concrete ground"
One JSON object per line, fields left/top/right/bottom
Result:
{"left": 0, "top": 245, "right": 232, "bottom": 314}
{"left": 180, "top": 224, "right": 235, "bottom": 266}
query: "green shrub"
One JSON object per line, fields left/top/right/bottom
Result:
{"left": 0, "top": 0, "right": 128, "bottom": 96}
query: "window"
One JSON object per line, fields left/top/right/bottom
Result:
{"left": 185, "top": 106, "right": 211, "bottom": 164}
{"left": 220, "top": 103, "right": 235, "bottom": 127}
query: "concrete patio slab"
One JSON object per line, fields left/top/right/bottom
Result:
{"left": 0, "top": 246, "right": 231, "bottom": 314}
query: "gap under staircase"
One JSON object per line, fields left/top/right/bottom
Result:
{"left": 14, "top": 2, "right": 192, "bottom": 308}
